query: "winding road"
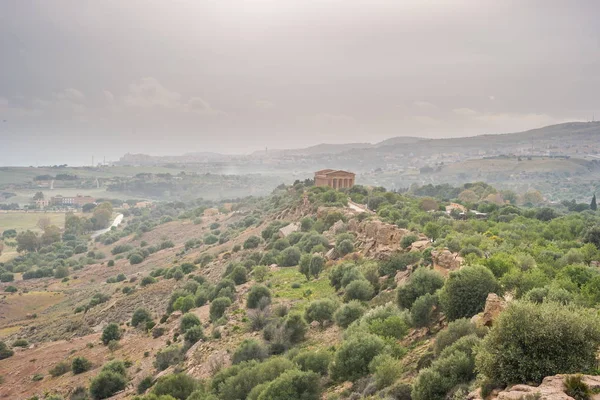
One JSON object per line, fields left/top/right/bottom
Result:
{"left": 91, "top": 213, "right": 124, "bottom": 239}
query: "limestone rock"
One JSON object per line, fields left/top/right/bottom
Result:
{"left": 432, "top": 249, "right": 463, "bottom": 276}
{"left": 496, "top": 375, "right": 600, "bottom": 400}
{"left": 481, "top": 293, "right": 507, "bottom": 327}
{"left": 410, "top": 240, "right": 431, "bottom": 252}
{"left": 167, "top": 310, "right": 183, "bottom": 323}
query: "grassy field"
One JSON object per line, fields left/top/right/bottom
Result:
{"left": 0, "top": 211, "right": 67, "bottom": 232}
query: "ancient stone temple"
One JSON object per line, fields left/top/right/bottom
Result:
{"left": 314, "top": 169, "right": 355, "bottom": 190}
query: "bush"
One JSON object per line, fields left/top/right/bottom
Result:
{"left": 344, "top": 279, "right": 375, "bottom": 302}
{"left": 90, "top": 371, "right": 127, "bottom": 399}
{"left": 213, "top": 357, "right": 295, "bottom": 400}
{"left": 210, "top": 297, "right": 232, "bottom": 321}
{"left": 439, "top": 265, "right": 500, "bottom": 320}
{"left": 305, "top": 299, "right": 338, "bottom": 325}
{"left": 412, "top": 335, "right": 480, "bottom": 400}
{"left": 247, "top": 285, "right": 272, "bottom": 309}
{"left": 227, "top": 265, "right": 247, "bottom": 285}
{"left": 379, "top": 252, "right": 422, "bottom": 276}
{"left": 137, "top": 376, "right": 154, "bottom": 394}
{"left": 141, "top": 276, "right": 157, "bottom": 286}
{"left": 284, "top": 313, "right": 308, "bottom": 344}
{"left": 4, "top": 285, "right": 17, "bottom": 293}
{"left": 370, "top": 353, "right": 403, "bottom": 389}
{"left": 232, "top": 339, "right": 268, "bottom": 364}
{"left": 334, "top": 301, "right": 366, "bottom": 328}
{"left": 476, "top": 301, "right": 600, "bottom": 385}
{"left": 0, "top": 272, "right": 14, "bottom": 282}
{"left": 309, "top": 254, "right": 325, "bottom": 279}
{"left": 434, "top": 318, "right": 479, "bottom": 356}
{"left": 293, "top": 350, "right": 332, "bottom": 375}
{"left": 244, "top": 235, "right": 262, "bottom": 249}
{"left": 257, "top": 369, "right": 321, "bottom": 400}
{"left": 336, "top": 239, "right": 354, "bottom": 256}
{"left": 131, "top": 308, "right": 152, "bottom": 327}
{"left": 12, "top": 338, "right": 28, "bottom": 347}
{"left": 180, "top": 313, "right": 201, "bottom": 333}
{"left": 101, "top": 323, "right": 121, "bottom": 345}
{"left": 184, "top": 325, "right": 205, "bottom": 346}
{"left": 0, "top": 342, "right": 13, "bottom": 360}
{"left": 330, "top": 333, "right": 385, "bottom": 381}
{"left": 400, "top": 234, "right": 419, "bottom": 249}
{"left": 49, "top": 361, "right": 70, "bottom": 377}
{"left": 173, "top": 295, "right": 195, "bottom": 313}
{"left": 154, "top": 345, "right": 182, "bottom": 371}
{"left": 410, "top": 293, "right": 438, "bottom": 328}
{"left": 278, "top": 247, "right": 302, "bottom": 267}
{"left": 397, "top": 267, "right": 444, "bottom": 309}
{"left": 564, "top": 375, "right": 591, "bottom": 400}
{"left": 151, "top": 373, "right": 199, "bottom": 399}
{"left": 72, "top": 356, "right": 92, "bottom": 374}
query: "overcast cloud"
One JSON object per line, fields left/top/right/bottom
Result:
{"left": 0, "top": 0, "right": 599, "bottom": 165}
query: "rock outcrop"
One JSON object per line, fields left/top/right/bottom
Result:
{"left": 432, "top": 249, "right": 463, "bottom": 276}
{"left": 496, "top": 375, "right": 600, "bottom": 400}
{"left": 471, "top": 293, "right": 508, "bottom": 328}
{"left": 348, "top": 219, "right": 418, "bottom": 258}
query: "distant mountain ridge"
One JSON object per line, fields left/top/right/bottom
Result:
{"left": 116, "top": 121, "right": 600, "bottom": 166}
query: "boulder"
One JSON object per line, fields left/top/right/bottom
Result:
{"left": 410, "top": 239, "right": 431, "bottom": 252}
{"left": 480, "top": 293, "right": 507, "bottom": 327}
{"left": 432, "top": 249, "right": 463, "bottom": 276}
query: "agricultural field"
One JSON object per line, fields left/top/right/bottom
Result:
{"left": 0, "top": 211, "right": 66, "bottom": 233}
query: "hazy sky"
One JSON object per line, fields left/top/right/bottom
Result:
{"left": 1, "top": 0, "right": 599, "bottom": 165}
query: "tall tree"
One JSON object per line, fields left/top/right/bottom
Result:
{"left": 16, "top": 230, "right": 40, "bottom": 252}
{"left": 592, "top": 194, "right": 597, "bottom": 211}
{"left": 32, "top": 191, "right": 44, "bottom": 201}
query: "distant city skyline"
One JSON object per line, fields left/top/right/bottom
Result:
{"left": 1, "top": 0, "right": 599, "bottom": 165}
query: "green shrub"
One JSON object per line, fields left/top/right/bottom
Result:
{"left": 336, "top": 239, "right": 354, "bottom": 256}
{"left": 141, "top": 276, "right": 157, "bottom": 286}
{"left": 137, "top": 376, "right": 154, "bottom": 394}
{"left": 564, "top": 375, "right": 591, "bottom": 400}
{"left": 256, "top": 369, "right": 321, "bottom": 400}
{"left": 343, "top": 279, "right": 375, "bottom": 302}
{"left": 232, "top": 339, "right": 268, "bottom": 364}
{"left": 180, "top": 313, "right": 201, "bottom": 333}
{"left": 229, "top": 265, "right": 248, "bottom": 285}
{"left": 476, "top": 301, "right": 600, "bottom": 385}
{"left": 4, "top": 285, "right": 17, "bottom": 293}
{"left": 305, "top": 299, "right": 338, "bottom": 325}
{"left": 101, "top": 323, "right": 121, "bottom": 345}
{"left": 71, "top": 356, "right": 92, "bottom": 374}
{"left": 293, "top": 350, "right": 332, "bottom": 375}
{"left": 330, "top": 333, "right": 385, "bottom": 381}
{"left": 334, "top": 301, "right": 366, "bottom": 328}
{"left": 309, "top": 254, "right": 325, "bottom": 279}
{"left": 439, "top": 265, "right": 500, "bottom": 320}
{"left": 410, "top": 293, "right": 438, "bottom": 328}
{"left": 434, "top": 318, "right": 479, "bottom": 356}
{"left": 412, "top": 335, "right": 480, "bottom": 400}
{"left": 369, "top": 353, "right": 403, "bottom": 389}
{"left": 49, "top": 361, "right": 70, "bottom": 377}
{"left": 244, "top": 236, "right": 262, "bottom": 249}
{"left": 368, "top": 315, "right": 409, "bottom": 340}
{"left": 173, "top": 295, "right": 195, "bottom": 313}
{"left": 213, "top": 357, "right": 295, "bottom": 400}
{"left": 247, "top": 284, "right": 272, "bottom": 309}
{"left": 151, "top": 373, "right": 199, "bottom": 399}
{"left": 210, "top": 297, "right": 232, "bottom": 321}
{"left": 284, "top": 313, "right": 308, "bottom": 344}
{"left": 379, "top": 252, "right": 422, "bottom": 276}
{"left": 397, "top": 267, "right": 444, "bottom": 309}
{"left": 278, "top": 247, "right": 302, "bottom": 267}
{"left": 400, "top": 234, "right": 419, "bottom": 249}
{"left": 184, "top": 325, "right": 205, "bottom": 346}
{"left": 12, "top": 338, "right": 28, "bottom": 348}
{"left": 131, "top": 308, "right": 152, "bottom": 328}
